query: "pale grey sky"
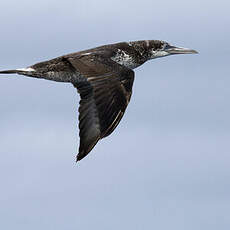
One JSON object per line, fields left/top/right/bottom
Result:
{"left": 0, "top": 0, "right": 230, "bottom": 229}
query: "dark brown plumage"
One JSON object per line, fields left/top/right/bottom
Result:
{"left": 0, "top": 40, "right": 197, "bottom": 162}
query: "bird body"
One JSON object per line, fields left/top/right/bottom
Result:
{"left": 0, "top": 40, "right": 197, "bottom": 161}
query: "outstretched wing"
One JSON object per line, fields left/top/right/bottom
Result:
{"left": 67, "top": 53, "right": 135, "bottom": 161}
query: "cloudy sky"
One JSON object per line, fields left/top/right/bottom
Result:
{"left": 0, "top": 0, "right": 230, "bottom": 229}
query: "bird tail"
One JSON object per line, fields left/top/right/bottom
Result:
{"left": 0, "top": 69, "right": 19, "bottom": 74}
{"left": 0, "top": 68, "right": 36, "bottom": 77}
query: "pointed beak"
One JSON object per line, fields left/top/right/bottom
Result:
{"left": 165, "top": 45, "right": 198, "bottom": 55}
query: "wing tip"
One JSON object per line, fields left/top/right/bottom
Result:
{"left": 76, "top": 153, "right": 85, "bottom": 162}
{"left": 76, "top": 137, "right": 100, "bottom": 162}
{"left": 76, "top": 147, "right": 89, "bottom": 162}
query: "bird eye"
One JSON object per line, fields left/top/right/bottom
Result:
{"left": 163, "top": 43, "right": 170, "bottom": 50}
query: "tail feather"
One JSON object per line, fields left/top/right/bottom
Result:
{"left": 0, "top": 68, "right": 35, "bottom": 75}
{"left": 0, "top": 69, "right": 19, "bottom": 74}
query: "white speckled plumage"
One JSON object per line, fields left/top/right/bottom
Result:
{"left": 111, "top": 49, "right": 141, "bottom": 69}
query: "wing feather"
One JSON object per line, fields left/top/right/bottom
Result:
{"left": 68, "top": 54, "right": 134, "bottom": 161}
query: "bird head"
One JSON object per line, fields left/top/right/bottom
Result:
{"left": 146, "top": 40, "right": 198, "bottom": 60}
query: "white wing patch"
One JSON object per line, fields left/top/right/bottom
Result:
{"left": 81, "top": 52, "right": 92, "bottom": 56}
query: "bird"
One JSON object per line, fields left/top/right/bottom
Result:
{"left": 0, "top": 40, "right": 198, "bottom": 162}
